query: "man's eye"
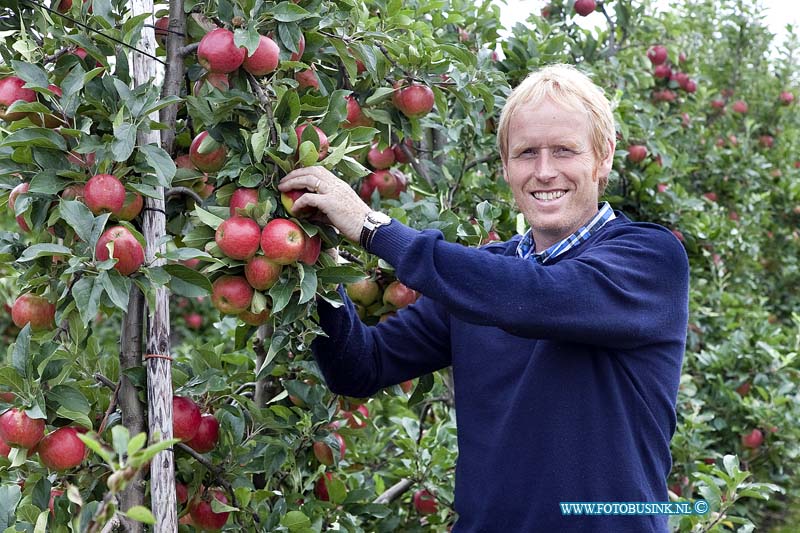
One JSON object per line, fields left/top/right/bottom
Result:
{"left": 553, "top": 147, "right": 574, "bottom": 157}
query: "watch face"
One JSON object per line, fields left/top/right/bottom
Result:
{"left": 370, "top": 212, "right": 391, "bottom": 225}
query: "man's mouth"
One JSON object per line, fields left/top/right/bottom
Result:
{"left": 532, "top": 190, "right": 567, "bottom": 202}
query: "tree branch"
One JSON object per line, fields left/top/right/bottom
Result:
{"left": 373, "top": 478, "right": 414, "bottom": 504}
{"left": 165, "top": 186, "right": 203, "bottom": 204}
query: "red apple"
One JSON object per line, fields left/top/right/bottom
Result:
{"left": 190, "top": 131, "right": 227, "bottom": 173}
{"left": 211, "top": 275, "right": 253, "bottom": 315}
{"left": 176, "top": 482, "right": 189, "bottom": 505}
{"left": 779, "top": 91, "right": 794, "bottom": 105}
{"left": 361, "top": 170, "right": 399, "bottom": 200}
{"left": 647, "top": 45, "right": 668, "bottom": 65}
{"left": 189, "top": 488, "right": 229, "bottom": 530}
{"left": 343, "top": 404, "right": 369, "bottom": 429}
{"left": 186, "top": 413, "right": 219, "bottom": 453}
{"left": 0, "top": 408, "right": 45, "bottom": 449}
{"left": 280, "top": 189, "right": 317, "bottom": 217}
{"left": 0, "top": 439, "right": 10, "bottom": 457}
{"left": 313, "top": 432, "right": 346, "bottom": 466}
{"left": 244, "top": 256, "right": 283, "bottom": 290}
{"left": 732, "top": 100, "right": 748, "bottom": 114}
{"left": 741, "top": 428, "right": 763, "bottom": 449}
{"left": 66, "top": 151, "right": 95, "bottom": 168}
{"left": 261, "top": 218, "right": 306, "bottom": 265}
{"left": 413, "top": 489, "right": 438, "bottom": 515}
{"left": 36, "top": 426, "right": 87, "bottom": 471}
{"left": 0, "top": 76, "right": 36, "bottom": 122}
{"left": 299, "top": 233, "right": 321, "bottom": 265}
{"left": 399, "top": 380, "right": 414, "bottom": 393}
{"left": 12, "top": 293, "right": 56, "bottom": 331}
{"left": 173, "top": 396, "right": 201, "bottom": 442}
{"left": 115, "top": 191, "right": 143, "bottom": 221}
{"left": 703, "top": 192, "right": 717, "bottom": 202}
{"left": 9, "top": 182, "right": 30, "bottom": 232}
{"left": 295, "top": 67, "right": 320, "bottom": 91}
{"left": 289, "top": 33, "right": 305, "bottom": 61}
{"left": 215, "top": 216, "right": 261, "bottom": 260}
{"left": 197, "top": 28, "right": 246, "bottom": 73}
{"left": 683, "top": 79, "right": 697, "bottom": 93}
{"left": 710, "top": 99, "right": 725, "bottom": 110}
{"left": 239, "top": 308, "right": 270, "bottom": 326}
{"left": 627, "top": 145, "right": 648, "bottom": 163}
{"left": 295, "top": 123, "right": 329, "bottom": 160}
{"left": 392, "top": 83, "right": 435, "bottom": 118}
{"left": 736, "top": 382, "right": 751, "bottom": 396}
{"left": 573, "top": 0, "right": 596, "bottom": 16}
{"left": 154, "top": 16, "right": 169, "bottom": 47}
{"left": 84, "top": 174, "right": 126, "bottom": 216}
{"left": 367, "top": 143, "right": 396, "bottom": 169}
{"left": 49, "top": 489, "right": 65, "bottom": 517}
{"left": 243, "top": 35, "right": 280, "bottom": 76}
{"left": 393, "top": 139, "right": 414, "bottom": 163}
{"left": 229, "top": 188, "right": 259, "bottom": 217}
{"left": 192, "top": 72, "right": 230, "bottom": 96}
{"left": 314, "top": 472, "right": 334, "bottom": 501}
{"left": 185, "top": 313, "right": 203, "bottom": 330}
{"left": 56, "top": 0, "right": 72, "bottom": 13}
{"left": 383, "top": 280, "right": 419, "bottom": 309}
{"left": 653, "top": 64, "right": 671, "bottom": 79}
{"left": 346, "top": 279, "right": 381, "bottom": 306}
{"left": 759, "top": 135, "right": 774, "bottom": 148}
{"left": 96, "top": 226, "right": 145, "bottom": 276}
{"left": 60, "top": 183, "right": 85, "bottom": 200}
{"left": 342, "top": 95, "right": 373, "bottom": 128}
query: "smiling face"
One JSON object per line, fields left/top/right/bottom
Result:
{"left": 503, "top": 98, "right": 614, "bottom": 252}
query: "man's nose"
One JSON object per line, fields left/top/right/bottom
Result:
{"left": 533, "top": 151, "right": 558, "bottom": 180}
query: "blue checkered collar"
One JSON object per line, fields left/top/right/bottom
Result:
{"left": 515, "top": 202, "right": 616, "bottom": 264}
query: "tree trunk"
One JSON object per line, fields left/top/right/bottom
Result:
{"left": 130, "top": 0, "right": 176, "bottom": 531}
{"left": 118, "top": 287, "right": 146, "bottom": 533}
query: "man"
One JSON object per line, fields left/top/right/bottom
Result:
{"left": 279, "top": 64, "right": 689, "bottom": 532}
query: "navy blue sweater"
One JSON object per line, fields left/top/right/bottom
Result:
{"left": 313, "top": 213, "right": 689, "bottom": 532}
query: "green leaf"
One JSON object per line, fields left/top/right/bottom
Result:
{"left": 111, "top": 425, "right": 129, "bottom": 457}
{"left": 125, "top": 506, "right": 156, "bottom": 525}
{"left": 130, "top": 438, "right": 180, "bottom": 465}
{"left": 298, "top": 264, "right": 317, "bottom": 304}
{"left": 29, "top": 172, "right": 70, "bottom": 195}
{"left": 59, "top": 200, "right": 95, "bottom": 243}
{"left": 18, "top": 243, "right": 72, "bottom": 262}
{"left": 111, "top": 122, "right": 137, "bottom": 162}
{"left": 127, "top": 432, "right": 147, "bottom": 457}
{"left": 72, "top": 276, "right": 103, "bottom": 327}
{"left": 11, "top": 325, "right": 31, "bottom": 379}
{"left": 164, "top": 264, "right": 212, "bottom": 297}
{"left": 317, "top": 265, "right": 370, "bottom": 284}
{"left": 48, "top": 384, "right": 92, "bottom": 428}
{"left": 1, "top": 128, "right": 67, "bottom": 150}
{"left": 269, "top": 278, "right": 294, "bottom": 314}
{"left": 123, "top": 505, "right": 156, "bottom": 524}
{"left": 272, "top": 2, "right": 312, "bottom": 22}
{"left": 77, "top": 432, "right": 115, "bottom": 464}
{"left": 139, "top": 144, "right": 176, "bottom": 188}
{"left": 11, "top": 60, "right": 51, "bottom": 88}
{"left": 298, "top": 141, "right": 319, "bottom": 167}
{"left": 0, "top": 483, "right": 22, "bottom": 529}
{"left": 193, "top": 206, "right": 225, "bottom": 230}
{"left": 100, "top": 270, "right": 132, "bottom": 312}
{"left": 281, "top": 510, "right": 311, "bottom": 531}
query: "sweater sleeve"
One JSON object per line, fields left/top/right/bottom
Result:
{"left": 370, "top": 219, "right": 689, "bottom": 350}
{"left": 312, "top": 285, "right": 452, "bottom": 398}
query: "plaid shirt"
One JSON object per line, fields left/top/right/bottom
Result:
{"left": 516, "top": 202, "right": 616, "bottom": 264}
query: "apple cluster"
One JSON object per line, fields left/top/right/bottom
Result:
{"left": 647, "top": 44, "right": 698, "bottom": 103}
{"left": 345, "top": 276, "right": 420, "bottom": 323}
{"left": 0, "top": 404, "right": 88, "bottom": 472}
{"left": 172, "top": 395, "right": 220, "bottom": 454}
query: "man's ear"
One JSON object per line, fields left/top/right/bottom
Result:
{"left": 597, "top": 138, "right": 615, "bottom": 177}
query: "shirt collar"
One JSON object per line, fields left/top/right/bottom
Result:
{"left": 515, "top": 202, "right": 616, "bottom": 264}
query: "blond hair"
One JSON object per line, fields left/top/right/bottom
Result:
{"left": 497, "top": 64, "right": 616, "bottom": 193}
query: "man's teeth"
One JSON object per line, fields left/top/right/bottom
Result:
{"left": 533, "top": 191, "right": 566, "bottom": 201}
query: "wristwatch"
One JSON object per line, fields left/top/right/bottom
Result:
{"left": 359, "top": 211, "right": 392, "bottom": 251}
